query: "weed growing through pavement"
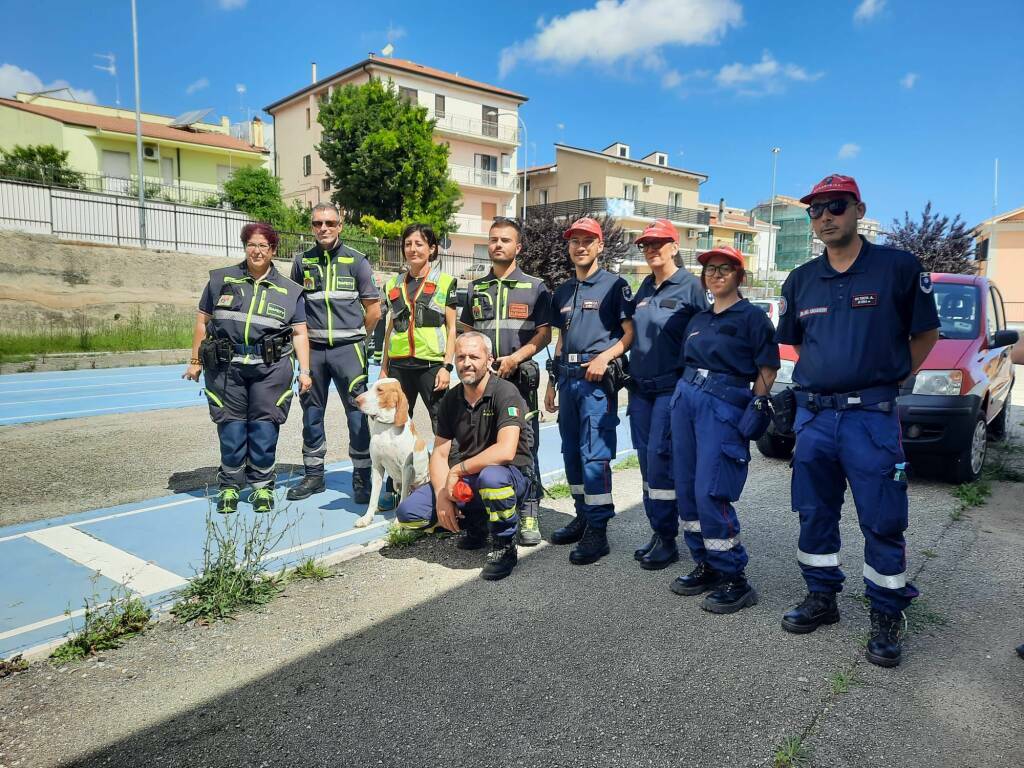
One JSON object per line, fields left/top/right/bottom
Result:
{"left": 385, "top": 523, "right": 421, "bottom": 548}
{"left": 906, "top": 599, "right": 947, "bottom": 633}
{"left": 50, "top": 592, "right": 151, "bottom": 663}
{"left": 546, "top": 482, "right": 572, "bottom": 499}
{"left": 950, "top": 480, "right": 990, "bottom": 520}
{"left": 612, "top": 453, "right": 640, "bottom": 471}
{"left": 773, "top": 735, "right": 812, "bottom": 767}
{"left": 828, "top": 669, "right": 857, "bottom": 694}
{"left": 922, "top": 549, "right": 938, "bottom": 558}
{"left": 982, "top": 443, "right": 1024, "bottom": 483}
{"left": 172, "top": 504, "right": 289, "bottom": 623}
{"left": 288, "top": 557, "right": 332, "bottom": 582}
{"left": 0, "top": 654, "right": 30, "bottom": 678}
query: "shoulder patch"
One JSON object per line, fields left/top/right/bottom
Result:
{"left": 507, "top": 406, "right": 519, "bottom": 417}
{"left": 778, "top": 297, "right": 787, "bottom": 316}
{"left": 919, "top": 272, "right": 933, "bottom": 294}
{"left": 622, "top": 284, "right": 633, "bottom": 302}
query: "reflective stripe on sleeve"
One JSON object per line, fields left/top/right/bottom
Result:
{"left": 474, "top": 319, "right": 536, "bottom": 333}
{"left": 797, "top": 549, "right": 841, "bottom": 567}
{"left": 583, "top": 492, "right": 613, "bottom": 505}
{"left": 863, "top": 563, "right": 907, "bottom": 589}
{"left": 569, "top": 484, "right": 584, "bottom": 496}
{"left": 648, "top": 487, "right": 676, "bottom": 501}
{"left": 704, "top": 537, "right": 740, "bottom": 551}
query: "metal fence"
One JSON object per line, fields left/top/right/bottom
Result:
{"left": 525, "top": 197, "right": 711, "bottom": 226}
{"left": 0, "top": 166, "right": 223, "bottom": 206}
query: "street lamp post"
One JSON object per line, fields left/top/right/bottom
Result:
{"left": 766, "top": 147, "right": 781, "bottom": 285}
{"left": 497, "top": 110, "right": 528, "bottom": 225}
{"left": 130, "top": 0, "right": 146, "bottom": 247}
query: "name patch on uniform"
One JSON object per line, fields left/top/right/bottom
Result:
{"left": 582, "top": 300, "right": 600, "bottom": 310}
{"left": 851, "top": 293, "right": 878, "bottom": 308}
{"left": 508, "top": 302, "right": 529, "bottom": 319}
{"left": 560, "top": 306, "right": 572, "bottom": 313}
{"left": 217, "top": 293, "right": 234, "bottom": 308}
{"left": 799, "top": 306, "right": 829, "bottom": 319}
{"left": 660, "top": 299, "right": 677, "bottom": 310}
{"left": 302, "top": 257, "right": 319, "bottom": 264}
{"left": 265, "top": 303, "right": 286, "bottom": 320}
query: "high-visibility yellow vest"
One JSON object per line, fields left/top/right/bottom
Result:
{"left": 385, "top": 269, "right": 455, "bottom": 362}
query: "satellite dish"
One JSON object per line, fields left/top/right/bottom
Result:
{"left": 169, "top": 107, "right": 214, "bottom": 128}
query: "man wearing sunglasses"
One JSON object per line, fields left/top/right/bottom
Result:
{"left": 287, "top": 202, "right": 382, "bottom": 504}
{"left": 775, "top": 174, "right": 939, "bottom": 668}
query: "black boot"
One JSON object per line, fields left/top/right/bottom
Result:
{"left": 287, "top": 475, "right": 325, "bottom": 501}
{"left": 551, "top": 513, "right": 587, "bottom": 545}
{"left": 569, "top": 525, "right": 609, "bottom": 565}
{"left": 702, "top": 574, "right": 758, "bottom": 614}
{"left": 640, "top": 536, "right": 679, "bottom": 571}
{"left": 670, "top": 562, "right": 725, "bottom": 596}
{"left": 633, "top": 533, "right": 659, "bottom": 561}
{"left": 352, "top": 468, "right": 371, "bottom": 505}
{"left": 1016, "top": 643, "right": 1024, "bottom": 659}
{"left": 781, "top": 592, "right": 841, "bottom": 634}
{"left": 866, "top": 609, "right": 905, "bottom": 668}
{"left": 481, "top": 539, "right": 517, "bottom": 581}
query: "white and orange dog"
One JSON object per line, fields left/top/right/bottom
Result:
{"left": 354, "top": 378, "right": 431, "bottom": 528}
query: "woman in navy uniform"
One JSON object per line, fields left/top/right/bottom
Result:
{"left": 184, "top": 223, "right": 312, "bottom": 514}
{"left": 626, "top": 219, "right": 707, "bottom": 570}
{"left": 669, "top": 246, "right": 778, "bottom": 613}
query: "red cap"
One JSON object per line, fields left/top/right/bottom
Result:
{"left": 635, "top": 219, "right": 679, "bottom": 244}
{"left": 562, "top": 217, "right": 604, "bottom": 241}
{"left": 800, "top": 174, "right": 861, "bottom": 205}
{"left": 698, "top": 246, "right": 746, "bottom": 270}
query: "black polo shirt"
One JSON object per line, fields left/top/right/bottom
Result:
{"left": 436, "top": 375, "right": 532, "bottom": 469}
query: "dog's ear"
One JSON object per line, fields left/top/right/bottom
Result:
{"left": 393, "top": 386, "right": 409, "bottom": 428}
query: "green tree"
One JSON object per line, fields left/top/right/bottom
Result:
{"left": 887, "top": 202, "right": 976, "bottom": 274}
{"left": 316, "top": 79, "right": 461, "bottom": 236}
{"left": 220, "top": 166, "right": 310, "bottom": 232}
{"left": 519, "top": 209, "right": 631, "bottom": 290}
{"left": 0, "top": 144, "right": 85, "bottom": 188}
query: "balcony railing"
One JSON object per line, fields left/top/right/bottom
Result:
{"left": 448, "top": 163, "right": 518, "bottom": 192}
{"left": 0, "top": 166, "right": 224, "bottom": 206}
{"left": 525, "top": 197, "right": 710, "bottom": 227}
{"left": 697, "top": 236, "right": 757, "bottom": 255}
{"left": 430, "top": 111, "right": 518, "bottom": 144}
{"left": 451, "top": 213, "right": 489, "bottom": 237}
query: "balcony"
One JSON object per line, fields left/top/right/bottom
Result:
{"left": 448, "top": 163, "right": 518, "bottom": 193}
{"left": 430, "top": 111, "right": 518, "bottom": 145}
{"left": 450, "top": 213, "right": 489, "bottom": 237}
{"left": 696, "top": 236, "right": 758, "bottom": 256}
{"left": 525, "top": 197, "right": 710, "bottom": 227}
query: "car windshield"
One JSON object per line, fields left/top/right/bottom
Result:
{"left": 752, "top": 302, "right": 772, "bottom": 314}
{"left": 934, "top": 284, "right": 979, "bottom": 340}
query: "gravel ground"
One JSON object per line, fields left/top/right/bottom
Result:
{"left": 1, "top": 421, "right": 1021, "bottom": 767}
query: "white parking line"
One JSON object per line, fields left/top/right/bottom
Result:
{"left": 25, "top": 527, "right": 187, "bottom": 595}
{"left": 0, "top": 399, "right": 201, "bottom": 423}
{"left": 0, "top": 377, "right": 182, "bottom": 394}
{"left": 0, "top": 605, "right": 91, "bottom": 643}
{"left": 0, "top": 386, "right": 189, "bottom": 406}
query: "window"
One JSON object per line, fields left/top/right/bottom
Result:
{"left": 618, "top": 146, "right": 628, "bottom": 157}
{"left": 435, "top": 94, "right": 445, "bottom": 118}
{"left": 668, "top": 191, "right": 683, "bottom": 209}
{"left": 501, "top": 154, "right": 511, "bottom": 173}
{"left": 579, "top": 183, "right": 591, "bottom": 199}
{"left": 302, "top": 155, "right": 311, "bottom": 177}
{"left": 482, "top": 105, "right": 498, "bottom": 137}
{"left": 734, "top": 232, "right": 754, "bottom": 253}
{"left": 216, "top": 164, "right": 234, "bottom": 184}
{"left": 322, "top": 178, "right": 330, "bottom": 192}
{"left": 989, "top": 286, "right": 1006, "bottom": 331}
{"left": 623, "top": 184, "right": 638, "bottom": 201}
{"left": 305, "top": 108, "right": 311, "bottom": 129}
{"left": 934, "top": 284, "right": 980, "bottom": 340}
{"left": 657, "top": 154, "right": 667, "bottom": 166}
{"left": 398, "top": 86, "right": 417, "bottom": 104}
{"left": 538, "top": 189, "right": 549, "bottom": 205}
{"left": 474, "top": 153, "right": 498, "bottom": 186}
{"left": 975, "top": 238, "right": 989, "bottom": 262}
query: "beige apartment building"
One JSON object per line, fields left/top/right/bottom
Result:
{"left": 975, "top": 205, "right": 1024, "bottom": 323}
{"left": 264, "top": 55, "right": 526, "bottom": 257}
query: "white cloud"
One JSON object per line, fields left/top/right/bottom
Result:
{"left": 713, "top": 51, "right": 823, "bottom": 94}
{"left": 499, "top": 0, "right": 743, "bottom": 77}
{"left": 661, "top": 70, "right": 683, "bottom": 89}
{"left": 217, "top": 0, "right": 247, "bottom": 9}
{"left": 0, "top": 63, "right": 97, "bottom": 103}
{"left": 185, "top": 77, "right": 209, "bottom": 95}
{"left": 838, "top": 142, "right": 861, "bottom": 159}
{"left": 854, "top": 0, "right": 885, "bottom": 22}
{"left": 900, "top": 72, "right": 918, "bottom": 89}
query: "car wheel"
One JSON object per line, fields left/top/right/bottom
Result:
{"left": 756, "top": 429, "right": 794, "bottom": 460}
{"left": 952, "top": 414, "right": 987, "bottom": 484}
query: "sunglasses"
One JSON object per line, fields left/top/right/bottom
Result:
{"left": 312, "top": 220, "right": 340, "bottom": 229}
{"left": 637, "top": 239, "right": 672, "bottom": 251}
{"left": 704, "top": 263, "right": 737, "bottom": 277}
{"left": 807, "top": 198, "right": 857, "bottom": 219}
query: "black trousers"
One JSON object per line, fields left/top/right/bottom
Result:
{"left": 389, "top": 361, "right": 444, "bottom": 432}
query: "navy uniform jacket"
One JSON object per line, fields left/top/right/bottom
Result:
{"left": 290, "top": 239, "right": 378, "bottom": 346}
{"left": 775, "top": 237, "right": 940, "bottom": 393}
{"left": 683, "top": 299, "right": 780, "bottom": 382}
{"left": 460, "top": 266, "right": 552, "bottom": 359}
{"left": 199, "top": 262, "right": 306, "bottom": 364}
{"left": 550, "top": 268, "right": 632, "bottom": 357}
{"left": 629, "top": 268, "right": 708, "bottom": 382}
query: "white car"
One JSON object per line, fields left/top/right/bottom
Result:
{"left": 752, "top": 298, "right": 784, "bottom": 328}
{"left": 461, "top": 263, "right": 490, "bottom": 282}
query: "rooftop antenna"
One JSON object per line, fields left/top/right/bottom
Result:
{"left": 235, "top": 83, "right": 250, "bottom": 121}
{"left": 93, "top": 53, "right": 120, "bottom": 106}
{"left": 381, "top": 43, "right": 395, "bottom": 57}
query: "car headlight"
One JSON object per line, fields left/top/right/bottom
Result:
{"left": 776, "top": 359, "right": 795, "bottom": 385}
{"left": 912, "top": 370, "right": 963, "bottom": 396}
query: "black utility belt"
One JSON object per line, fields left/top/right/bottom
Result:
{"left": 682, "top": 367, "right": 753, "bottom": 410}
{"left": 795, "top": 386, "right": 896, "bottom": 413}
{"left": 201, "top": 328, "right": 292, "bottom": 370}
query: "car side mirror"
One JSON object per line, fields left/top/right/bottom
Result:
{"left": 991, "top": 329, "right": 1019, "bottom": 348}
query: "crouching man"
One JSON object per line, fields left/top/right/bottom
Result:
{"left": 395, "top": 331, "right": 534, "bottom": 581}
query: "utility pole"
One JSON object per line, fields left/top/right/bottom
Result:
{"left": 766, "top": 147, "right": 781, "bottom": 284}
{"left": 131, "top": 0, "right": 146, "bottom": 246}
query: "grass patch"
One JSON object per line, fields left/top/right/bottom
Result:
{"left": 385, "top": 524, "right": 422, "bottom": 548}
{"left": 288, "top": 557, "right": 332, "bottom": 582}
{"left": 921, "top": 548, "right": 937, "bottom": 559}
{"left": 906, "top": 599, "right": 947, "bottom": 633}
{"left": 982, "top": 446, "right": 1024, "bottom": 482}
{"left": 0, "top": 308, "right": 193, "bottom": 362}
{"left": 50, "top": 595, "right": 151, "bottom": 663}
{"left": 952, "top": 480, "right": 991, "bottom": 509}
{"left": 773, "top": 735, "right": 812, "bottom": 768}
{"left": 612, "top": 453, "right": 640, "bottom": 471}
{"left": 0, "top": 654, "right": 30, "bottom": 678}
{"left": 545, "top": 482, "right": 573, "bottom": 499}
{"left": 171, "top": 508, "right": 288, "bottom": 624}
{"left": 828, "top": 669, "right": 857, "bottom": 694}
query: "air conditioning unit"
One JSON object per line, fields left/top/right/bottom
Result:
{"left": 143, "top": 144, "right": 160, "bottom": 161}
{"left": 686, "top": 229, "right": 700, "bottom": 238}
{"left": 643, "top": 176, "right": 654, "bottom": 186}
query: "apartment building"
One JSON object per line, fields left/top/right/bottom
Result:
{"left": 694, "top": 200, "right": 777, "bottom": 278}
{"left": 264, "top": 55, "right": 527, "bottom": 257}
{"left": 975, "top": 205, "right": 1024, "bottom": 323}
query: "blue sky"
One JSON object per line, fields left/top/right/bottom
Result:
{"left": 2, "top": 0, "right": 1022, "bottom": 228}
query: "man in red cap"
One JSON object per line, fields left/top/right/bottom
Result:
{"left": 775, "top": 174, "right": 939, "bottom": 667}
{"left": 544, "top": 217, "right": 634, "bottom": 564}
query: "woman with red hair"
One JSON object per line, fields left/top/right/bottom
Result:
{"left": 184, "top": 222, "right": 312, "bottom": 514}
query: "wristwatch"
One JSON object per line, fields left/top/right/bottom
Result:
{"left": 299, "top": 368, "right": 311, "bottom": 376}
{"left": 442, "top": 363, "right": 454, "bottom": 372}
